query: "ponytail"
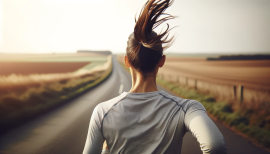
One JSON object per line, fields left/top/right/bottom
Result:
{"left": 126, "top": 0, "right": 175, "bottom": 73}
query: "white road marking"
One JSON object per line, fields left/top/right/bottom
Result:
{"left": 119, "top": 84, "right": 124, "bottom": 94}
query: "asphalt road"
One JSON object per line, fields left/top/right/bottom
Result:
{"left": 0, "top": 56, "right": 268, "bottom": 154}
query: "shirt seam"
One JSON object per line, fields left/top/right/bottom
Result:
{"left": 158, "top": 92, "right": 191, "bottom": 133}
{"left": 101, "top": 95, "right": 128, "bottom": 139}
{"left": 158, "top": 92, "right": 190, "bottom": 113}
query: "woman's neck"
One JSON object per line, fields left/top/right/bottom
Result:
{"left": 129, "top": 69, "right": 158, "bottom": 93}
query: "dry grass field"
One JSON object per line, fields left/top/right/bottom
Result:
{"left": 157, "top": 57, "right": 270, "bottom": 106}
{"left": 0, "top": 53, "right": 112, "bottom": 133}
{"left": 0, "top": 53, "right": 108, "bottom": 88}
{"left": 161, "top": 57, "right": 270, "bottom": 90}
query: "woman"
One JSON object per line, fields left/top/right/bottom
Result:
{"left": 83, "top": 0, "right": 227, "bottom": 153}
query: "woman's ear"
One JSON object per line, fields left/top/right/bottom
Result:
{"left": 124, "top": 55, "right": 131, "bottom": 68}
{"left": 158, "top": 55, "right": 166, "bottom": 67}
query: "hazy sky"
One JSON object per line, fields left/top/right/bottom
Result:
{"left": 0, "top": 0, "right": 269, "bottom": 54}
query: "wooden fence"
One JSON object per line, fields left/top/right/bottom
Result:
{"left": 158, "top": 73, "right": 270, "bottom": 106}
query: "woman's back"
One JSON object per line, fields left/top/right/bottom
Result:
{"left": 85, "top": 90, "right": 227, "bottom": 154}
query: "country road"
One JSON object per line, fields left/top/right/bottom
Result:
{"left": 0, "top": 56, "right": 268, "bottom": 154}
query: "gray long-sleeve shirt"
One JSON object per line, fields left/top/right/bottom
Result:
{"left": 83, "top": 90, "right": 227, "bottom": 154}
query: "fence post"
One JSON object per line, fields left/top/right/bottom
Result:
{"left": 233, "top": 85, "right": 237, "bottom": 100}
{"left": 195, "top": 79, "right": 197, "bottom": 90}
{"left": 238, "top": 85, "right": 244, "bottom": 103}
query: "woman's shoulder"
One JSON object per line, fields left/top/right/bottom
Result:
{"left": 94, "top": 92, "right": 129, "bottom": 115}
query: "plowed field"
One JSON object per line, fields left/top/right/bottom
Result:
{"left": 0, "top": 53, "right": 108, "bottom": 76}
{"left": 159, "top": 57, "right": 270, "bottom": 90}
{"left": 0, "top": 62, "right": 89, "bottom": 76}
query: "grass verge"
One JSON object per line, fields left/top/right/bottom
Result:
{"left": 156, "top": 77, "right": 270, "bottom": 152}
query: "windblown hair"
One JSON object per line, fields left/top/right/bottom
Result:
{"left": 126, "top": 0, "right": 175, "bottom": 74}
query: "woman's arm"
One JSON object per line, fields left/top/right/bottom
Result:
{"left": 83, "top": 105, "right": 105, "bottom": 154}
{"left": 184, "top": 101, "right": 227, "bottom": 154}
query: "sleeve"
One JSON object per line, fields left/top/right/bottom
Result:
{"left": 101, "top": 149, "right": 110, "bottom": 154}
{"left": 83, "top": 104, "right": 105, "bottom": 154}
{"left": 184, "top": 100, "right": 227, "bottom": 154}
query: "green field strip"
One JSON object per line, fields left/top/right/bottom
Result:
{"left": 76, "top": 61, "right": 107, "bottom": 71}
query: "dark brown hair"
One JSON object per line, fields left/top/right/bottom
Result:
{"left": 126, "top": 0, "right": 175, "bottom": 74}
